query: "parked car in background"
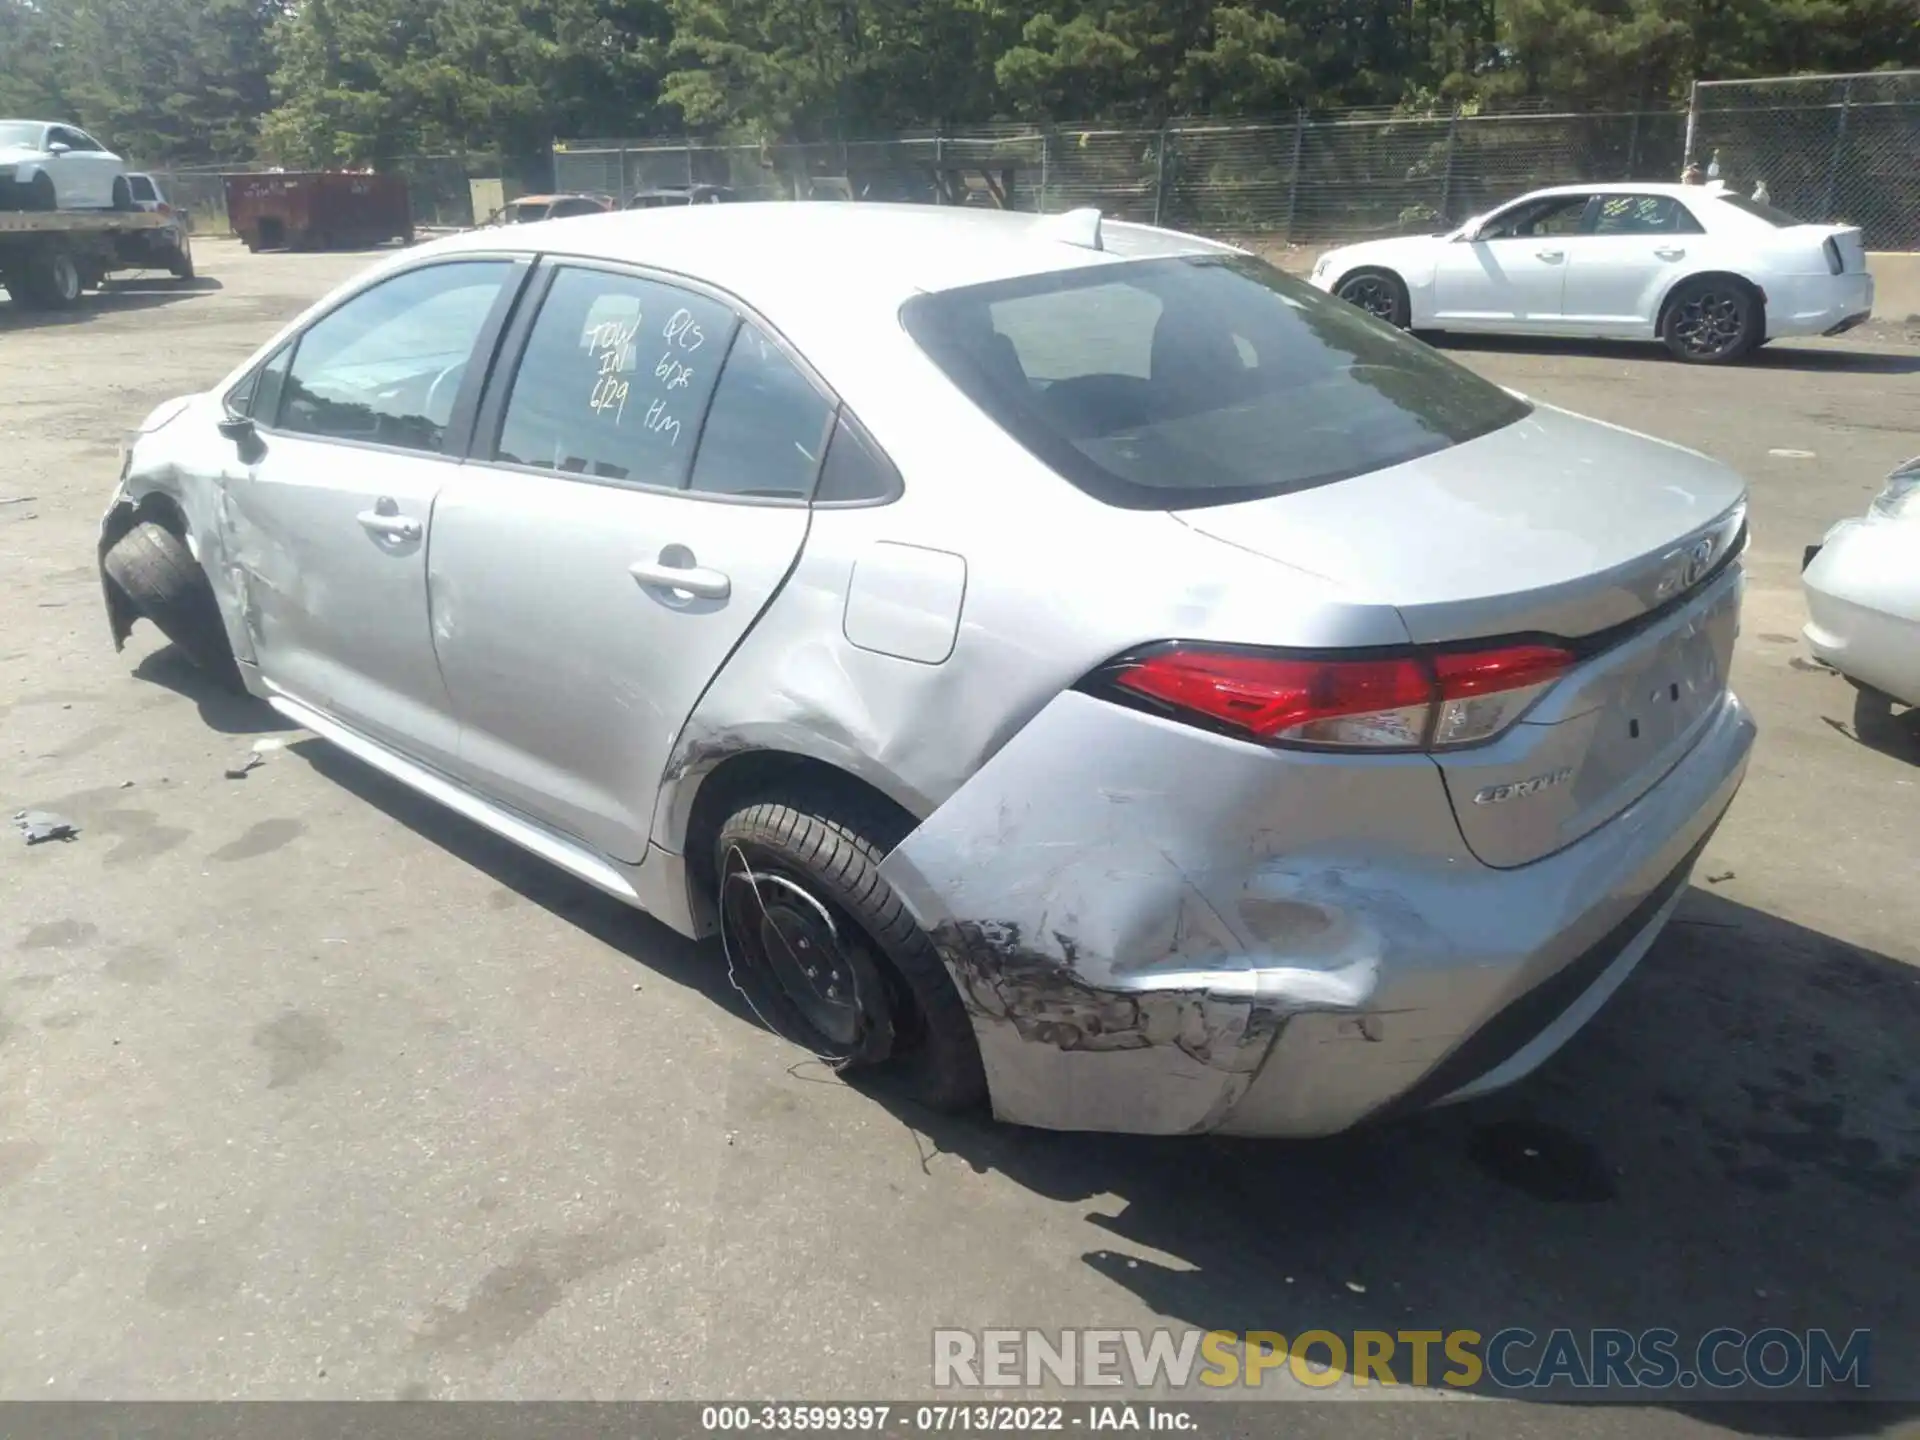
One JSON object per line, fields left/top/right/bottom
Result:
{"left": 1803, "top": 456, "right": 1920, "bottom": 712}
{"left": 489, "top": 193, "right": 613, "bottom": 225}
{"left": 116, "top": 171, "right": 194, "bottom": 278}
{"left": 1310, "top": 182, "right": 1873, "bottom": 363}
{"left": 0, "top": 120, "right": 132, "bottom": 211}
{"left": 98, "top": 203, "right": 1754, "bottom": 1137}
{"left": 627, "top": 184, "right": 736, "bottom": 209}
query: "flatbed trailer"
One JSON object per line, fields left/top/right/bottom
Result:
{"left": 0, "top": 208, "right": 188, "bottom": 312}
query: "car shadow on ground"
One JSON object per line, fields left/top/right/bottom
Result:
{"left": 856, "top": 887, "right": 1918, "bottom": 1432}
{"left": 287, "top": 736, "right": 758, "bottom": 1028}
{"left": 1821, "top": 688, "right": 1920, "bottom": 766}
{"left": 0, "top": 275, "right": 222, "bottom": 332}
{"left": 265, "top": 733, "right": 1918, "bottom": 1432}
{"left": 1430, "top": 333, "right": 1920, "bottom": 374}
{"left": 132, "top": 644, "right": 297, "bottom": 735}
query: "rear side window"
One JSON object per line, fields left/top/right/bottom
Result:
{"left": 902, "top": 255, "right": 1530, "bottom": 510}
{"left": 1592, "top": 194, "right": 1703, "bottom": 235}
{"left": 814, "top": 414, "right": 902, "bottom": 504}
{"left": 128, "top": 175, "right": 158, "bottom": 202}
{"left": 687, "top": 325, "right": 833, "bottom": 499}
{"left": 493, "top": 266, "right": 736, "bottom": 486}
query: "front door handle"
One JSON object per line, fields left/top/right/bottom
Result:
{"left": 356, "top": 501, "right": 420, "bottom": 542}
{"left": 1653, "top": 246, "right": 1686, "bottom": 261}
{"left": 629, "top": 558, "right": 731, "bottom": 601}
{"left": 1535, "top": 248, "right": 1565, "bottom": 262}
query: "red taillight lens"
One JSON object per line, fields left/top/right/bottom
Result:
{"left": 156, "top": 202, "right": 172, "bottom": 215}
{"left": 1107, "top": 642, "right": 1573, "bottom": 751}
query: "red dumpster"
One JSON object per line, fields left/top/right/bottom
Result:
{"left": 223, "top": 171, "right": 413, "bottom": 253}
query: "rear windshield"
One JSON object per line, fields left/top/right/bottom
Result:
{"left": 127, "top": 175, "right": 158, "bottom": 201}
{"left": 1713, "top": 193, "right": 1806, "bottom": 227}
{"left": 510, "top": 202, "right": 551, "bottom": 222}
{"left": 901, "top": 255, "right": 1530, "bottom": 510}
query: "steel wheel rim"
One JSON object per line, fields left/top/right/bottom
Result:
{"left": 1338, "top": 276, "right": 1398, "bottom": 322}
{"left": 718, "top": 843, "right": 891, "bottom": 1059}
{"left": 52, "top": 255, "right": 78, "bottom": 301}
{"left": 1672, "top": 290, "right": 1745, "bottom": 357}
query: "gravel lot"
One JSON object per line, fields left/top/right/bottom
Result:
{"left": 2, "top": 239, "right": 1917, "bottom": 1435}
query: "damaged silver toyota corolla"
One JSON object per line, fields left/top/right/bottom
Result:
{"left": 99, "top": 203, "right": 1755, "bottom": 1136}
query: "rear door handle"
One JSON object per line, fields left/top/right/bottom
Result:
{"left": 1535, "top": 248, "right": 1565, "bottom": 262}
{"left": 1653, "top": 246, "right": 1686, "bottom": 261}
{"left": 356, "top": 504, "right": 420, "bottom": 542}
{"left": 629, "top": 559, "right": 731, "bottom": 601}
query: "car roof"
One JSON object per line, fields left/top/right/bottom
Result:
{"left": 1526, "top": 181, "right": 1724, "bottom": 200}
{"left": 432, "top": 201, "right": 1232, "bottom": 309}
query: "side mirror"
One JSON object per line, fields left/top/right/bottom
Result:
{"left": 47, "top": 141, "right": 71, "bottom": 156}
{"left": 218, "top": 413, "right": 265, "bottom": 463}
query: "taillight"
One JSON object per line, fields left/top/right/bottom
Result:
{"left": 1099, "top": 643, "right": 1574, "bottom": 751}
{"left": 1823, "top": 237, "right": 1843, "bottom": 275}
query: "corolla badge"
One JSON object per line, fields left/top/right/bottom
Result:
{"left": 1474, "top": 766, "right": 1575, "bottom": 806}
{"left": 1658, "top": 536, "right": 1718, "bottom": 598}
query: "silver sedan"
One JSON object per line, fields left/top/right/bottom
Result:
{"left": 98, "top": 203, "right": 1755, "bottom": 1136}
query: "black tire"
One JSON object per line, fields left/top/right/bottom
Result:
{"left": 102, "top": 520, "right": 243, "bottom": 691}
{"left": 25, "top": 172, "right": 56, "bottom": 212}
{"left": 714, "top": 787, "right": 986, "bottom": 1112}
{"left": 12, "top": 247, "right": 84, "bottom": 310}
{"left": 111, "top": 175, "right": 134, "bottom": 212}
{"left": 1661, "top": 278, "right": 1761, "bottom": 363}
{"left": 1335, "top": 267, "right": 1411, "bottom": 328}
{"left": 168, "top": 234, "right": 195, "bottom": 281}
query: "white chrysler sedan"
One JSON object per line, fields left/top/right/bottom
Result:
{"left": 1309, "top": 182, "right": 1873, "bottom": 363}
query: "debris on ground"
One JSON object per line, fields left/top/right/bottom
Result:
{"left": 14, "top": 809, "right": 79, "bottom": 845}
{"left": 0, "top": 495, "right": 36, "bottom": 507}
{"left": 224, "top": 752, "right": 265, "bottom": 780}
{"left": 1705, "top": 869, "right": 1736, "bottom": 884}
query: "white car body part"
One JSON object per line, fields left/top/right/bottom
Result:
{"left": 0, "top": 120, "right": 127, "bottom": 210}
{"left": 1309, "top": 182, "right": 1873, "bottom": 351}
{"left": 1803, "top": 457, "right": 1920, "bottom": 708}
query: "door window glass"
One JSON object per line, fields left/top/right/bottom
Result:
{"left": 1481, "top": 196, "right": 1591, "bottom": 240}
{"left": 252, "top": 345, "right": 293, "bottom": 426}
{"left": 1591, "top": 194, "right": 1703, "bottom": 236}
{"left": 493, "top": 267, "right": 736, "bottom": 486}
{"left": 279, "top": 261, "right": 512, "bottom": 453}
{"left": 687, "top": 326, "right": 833, "bottom": 499}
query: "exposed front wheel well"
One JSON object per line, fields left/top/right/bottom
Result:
{"left": 1331, "top": 266, "right": 1413, "bottom": 329}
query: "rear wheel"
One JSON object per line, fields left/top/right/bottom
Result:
{"left": 11, "top": 247, "right": 84, "bottom": 310}
{"left": 1335, "top": 267, "right": 1411, "bottom": 328}
{"left": 1661, "top": 278, "right": 1760, "bottom": 363}
{"left": 24, "top": 172, "right": 56, "bottom": 212}
{"left": 111, "top": 175, "right": 134, "bottom": 212}
{"left": 168, "top": 234, "right": 195, "bottom": 281}
{"left": 714, "top": 786, "right": 986, "bottom": 1112}
{"left": 101, "top": 520, "right": 243, "bottom": 691}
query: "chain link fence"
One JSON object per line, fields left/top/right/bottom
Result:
{"left": 140, "top": 153, "right": 540, "bottom": 236}
{"left": 1688, "top": 70, "right": 1920, "bottom": 250}
{"left": 557, "top": 104, "right": 1694, "bottom": 250}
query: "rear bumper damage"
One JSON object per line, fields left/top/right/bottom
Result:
{"left": 879, "top": 688, "right": 1753, "bottom": 1137}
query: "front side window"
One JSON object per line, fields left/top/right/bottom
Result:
{"left": 903, "top": 254, "right": 1531, "bottom": 510}
{"left": 493, "top": 266, "right": 736, "bottom": 486}
{"left": 687, "top": 325, "right": 833, "bottom": 499}
{"left": 1481, "top": 195, "right": 1592, "bottom": 239}
{"left": 1592, "top": 194, "right": 1703, "bottom": 236}
{"left": 279, "top": 260, "right": 513, "bottom": 453}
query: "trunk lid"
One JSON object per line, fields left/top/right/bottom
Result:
{"left": 1174, "top": 403, "right": 1748, "bottom": 867}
